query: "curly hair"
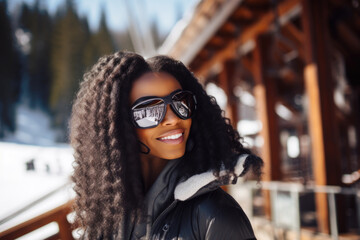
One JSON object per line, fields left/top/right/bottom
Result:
{"left": 70, "top": 51, "right": 263, "bottom": 239}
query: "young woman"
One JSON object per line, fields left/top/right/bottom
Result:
{"left": 70, "top": 51, "right": 263, "bottom": 240}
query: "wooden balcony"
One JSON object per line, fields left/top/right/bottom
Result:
{"left": 0, "top": 200, "right": 75, "bottom": 240}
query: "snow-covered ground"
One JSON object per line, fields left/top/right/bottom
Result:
{"left": 3, "top": 104, "right": 60, "bottom": 146}
{"left": 0, "top": 97, "right": 78, "bottom": 239}
{"left": 0, "top": 142, "right": 75, "bottom": 238}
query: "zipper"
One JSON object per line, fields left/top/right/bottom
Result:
{"left": 149, "top": 200, "right": 178, "bottom": 237}
{"left": 160, "top": 223, "right": 170, "bottom": 239}
{"left": 162, "top": 223, "right": 169, "bottom": 233}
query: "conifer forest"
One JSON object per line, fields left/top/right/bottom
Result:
{"left": 0, "top": 0, "right": 150, "bottom": 142}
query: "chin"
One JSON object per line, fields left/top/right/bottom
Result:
{"left": 159, "top": 150, "right": 186, "bottom": 160}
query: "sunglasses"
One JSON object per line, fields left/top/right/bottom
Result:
{"left": 131, "top": 90, "right": 197, "bottom": 129}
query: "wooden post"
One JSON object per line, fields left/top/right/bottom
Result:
{"left": 58, "top": 210, "right": 74, "bottom": 240}
{"left": 218, "top": 60, "right": 239, "bottom": 129}
{"left": 356, "top": 87, "right": 360, "bottom": 170}
{"left": 301, "top": 0, "right": 343, "bottom": 234}
{"left": 253, "top": 33, "right": 282, "bottom": 218}
{"left": 218, "top": 60, "right": 239, "bottom": 194}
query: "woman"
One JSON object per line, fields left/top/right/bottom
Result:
{"left": 70, "top": 51, "right": 263, "bottom": 240}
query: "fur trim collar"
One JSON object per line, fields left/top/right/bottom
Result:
{"left": 174, "top": 154, "right": 248, "bottom": 201}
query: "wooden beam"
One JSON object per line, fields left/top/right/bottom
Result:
{"left": 232, "top": 6, "right": 255, "bottom": 21}
{"left": 253, "top": 33, "right": 282, "bottom": 219}
{"left": 220, "top": 21, "right": 238, "bottom": 34}
{"left": 194, "top": 0, "right": 301, "bottom": 77}
{"left": 304, "top": 64, "right": 332, "bottom": 234}
{"left": 336, "top": 21, "right": 360, "bottom": 52}
{"left": 282, "top": 22, "right": 304, "bottom": 46}
{"left": 208, "top": 35, "right": 226, "bottom": 48}
{"left": 58, "top": 213, "right": 74, "bottom": 240}
{"left": 201, "top": 0, "right": 222, "bottom": 18}
{"left": 301, "top": 0, "right": 344, "bottom": 234}
{"left": 218, "top": 60, "right": 239, "bottom": 129}
{"left": 355, "top": 87, "right": 360, "bottom": 171}
{"left": 253, "top": 34, "right": 282, "bottom": 182}
{"left": 281, "top": 22, "right": 306, "bottom": 60}
{"left": 244, "top": 0, "right": 271, "bottom": 9}
{"left": 168, "top": 0, "right": 244, "bottom": 65}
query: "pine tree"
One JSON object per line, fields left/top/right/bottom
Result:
{"left": 49, "top": 0, "right": 89, "bottom": 140}
{"left": 19, "top": 0, "right": 53, "bottom": 111}
{"left": 0, "top": 0, "right": 21, "bottom": 137}
{"left": 96, "top": 10, "right": 114, "bottom": 55}
{"left": 83, "top": 9, "right": 115, "bottom": 68}
{"left": 150, "top": 18, "right": 162, "bottom": 49}
{"left": 113, "top": 29, "right": 134, "bottom": 52}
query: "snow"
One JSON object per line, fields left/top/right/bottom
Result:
{"left": 3, "top": 104, "right": 59, "bottom": 146}
{"left": 0, "top": 142, "right": 75, "bottom": 236}
{"left": 0, "top": 97, "right": 77, "bottom": 238}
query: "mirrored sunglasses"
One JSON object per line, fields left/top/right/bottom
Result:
{"left": 131, "top": 90, "right": 197, "bottom": 129}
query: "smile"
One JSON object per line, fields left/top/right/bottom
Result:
{"left": 159, "top": 133, "right": 182, "bottom": 140}
{"left": 157, "top": 130, "right": 185, "bottom": 144}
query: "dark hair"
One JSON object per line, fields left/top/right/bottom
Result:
{"left": 70, "top": 51, "right": 263, "bottom": 239}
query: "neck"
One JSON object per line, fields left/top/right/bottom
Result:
{"left": 140, "top": 154, "right": 168, "bottom": 193}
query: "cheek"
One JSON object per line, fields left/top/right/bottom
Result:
{"left": 183, "top": 119, "right": 192, "bottom": 138}
{"left": 136, "top": 129, "right": 152, "bottom": 145}
{"left": 185, "top": 119, "right": 192, "bottom": 130}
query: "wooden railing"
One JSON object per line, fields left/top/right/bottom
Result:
{"left": 238, "top": 181, "right": 360, "bottom": 240}
{"left": 0, "top": 200, "right": 75, "bottom": 240}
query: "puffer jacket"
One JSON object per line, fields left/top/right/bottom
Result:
{"left": 127, "top": 154, "right": 257, "bottom": 240}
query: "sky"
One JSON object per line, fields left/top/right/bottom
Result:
{"left": 8, "top": 0, "right": 199, "bottom": 34}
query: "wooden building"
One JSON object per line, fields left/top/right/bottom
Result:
{"left": 161, "top": 0, "right": 360, "bottom": 237}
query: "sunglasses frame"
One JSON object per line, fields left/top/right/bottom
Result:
{"left": 130, "top": 89, "right": 197, "bottom": 129}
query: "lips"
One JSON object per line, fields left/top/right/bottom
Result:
{"left": 159, "top": 133, "right": 183, "bottom": 140}
{"left": 157, "top": 129, "right": 185, "bottom": 144}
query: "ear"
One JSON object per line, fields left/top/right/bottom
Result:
{"left": 139, "top": 141, "right": 150, "bottom": 154}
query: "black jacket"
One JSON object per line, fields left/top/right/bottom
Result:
{"left": 125, "top": 154, "right": 256, "bottom": 240}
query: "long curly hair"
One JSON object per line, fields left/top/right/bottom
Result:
{"left": 70, "top": 51, "right": 263, "bottom": 239}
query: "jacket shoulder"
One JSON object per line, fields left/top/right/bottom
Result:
{"left": 192, "top": 188, "right": 256, "bottom": 240}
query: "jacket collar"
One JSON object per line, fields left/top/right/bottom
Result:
{"left": 174, "top": 154, "right": 249, "bottom": 201}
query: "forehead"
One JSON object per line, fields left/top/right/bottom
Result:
{"left": 130, "top": 72, "right": 182, "bottom": 104}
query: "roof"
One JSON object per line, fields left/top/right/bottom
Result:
{"left": 159, "top": 0, "right": 302, "bottom": 79}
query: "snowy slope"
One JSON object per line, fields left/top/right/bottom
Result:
{"left": 0, "top": 142, "right": 74, "bottom": 237}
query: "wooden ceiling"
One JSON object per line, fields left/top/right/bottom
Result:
{"left": 165, "top": 0, "right": 360, "bottom": 86}
{"left": 188, "top": 0, "right": 301, "bottom": 77}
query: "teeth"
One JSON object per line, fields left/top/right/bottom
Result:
{"left": 160, "top": 133, "right": 182, "bottom": 140}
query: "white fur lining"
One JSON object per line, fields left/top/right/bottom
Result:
{"left": 174, "top": 154, "right": 248, "bottom": 201}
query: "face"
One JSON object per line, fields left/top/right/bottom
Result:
{"left": 130, "top": 72, "right": 192, "bottom": 160}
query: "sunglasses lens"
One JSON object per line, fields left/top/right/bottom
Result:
{"left": 172, "top": 92, "right": 196, "bottom": 119}
{"left": 132, "top": 99, "right": 165, "bottom": 128}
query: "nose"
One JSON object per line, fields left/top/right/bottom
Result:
{"left": 161, "top": 104, "right": 181, "bottom": 126}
